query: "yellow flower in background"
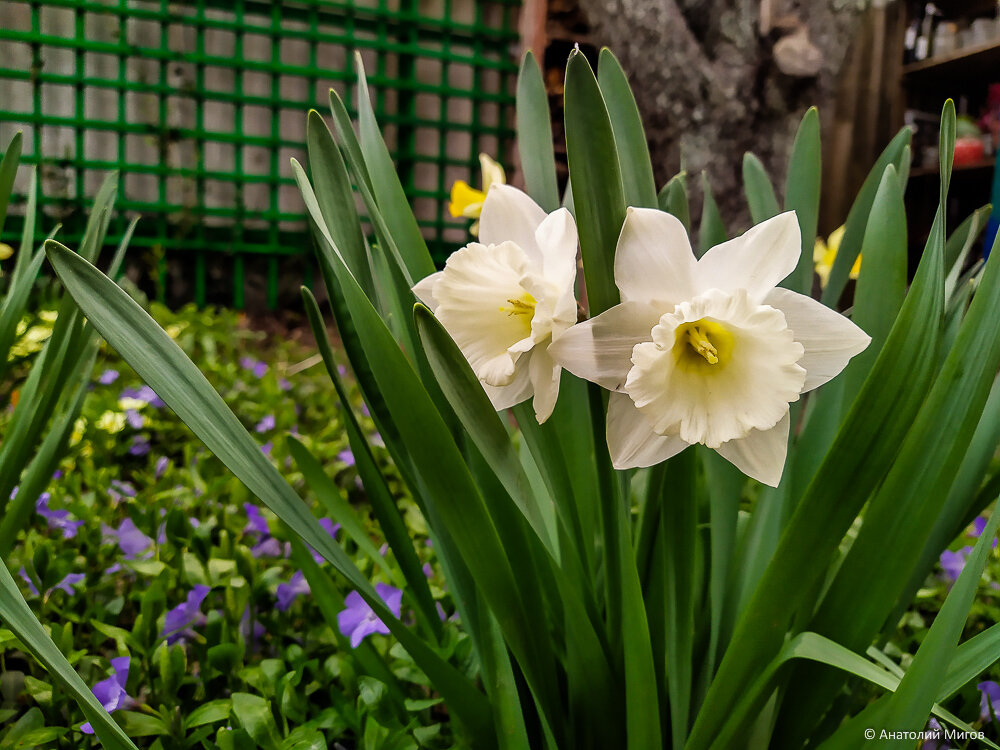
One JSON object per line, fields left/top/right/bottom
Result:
{"left": 70, "top": 417, "right": 87, "bottom": 445}
{"left": 448, "top": 153, "right": 506, "bottom": 235}
{"left": 0, "top": 243, "right": 13, "bottom": 261}
{"left": 813, "top": 225, "right": 861, "bottom": 288}
{"left": 96, "top": 411, "right": 127, "bottom": 433}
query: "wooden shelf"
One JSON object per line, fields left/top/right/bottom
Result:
{"left": 909, "top": 157, "right": 995, "bottom": 177}
{"left": 902, "top": 38, "right": 1000, "bottom": 83}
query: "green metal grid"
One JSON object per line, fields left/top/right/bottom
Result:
{"left": 0, "top": 0, "right": 519, "bottom": 308}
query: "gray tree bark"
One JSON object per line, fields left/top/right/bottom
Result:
{"left": 574, "top": 0, "right": 869, "bottom": 233}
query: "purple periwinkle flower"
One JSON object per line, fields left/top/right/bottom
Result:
{"left": 155, "top": 456, "right": 170, "bottom": 478}
{"left": 80, "top": 656, "right": 132, "bottom": 734}
{"left": 250, "top": 536, "right": 289, "bottom": 558}
{"left": 50, "top": 573, "right": 86, "bottom": 596}
{"left": 939, "top": 547, "right": 974, "bottom": 582}
{"left": 163, "top": 585, "right": 211, "bottom": 645}
{"left": 260, "top": 441, "right": 273, "bottom": 457}
{"left": 18, "top": 567, "right": 39, "bottom": 597}
{"left": 129, "top": 435, "right": 151, "bottom": 456}
{"left": 970, "top": 516, "right": 998, "bottom": 548}
{"left": 103, "top": 518, "right": 154, "bottom": 558}
{"left": 337, "top": 583, "right": 402, "bottom": 648}
{"left": 240, "top": 357, "right": 268, "bottom": 379}
{"left": 111, "top": 480, "right": 137, "bottom": 498}
{"left": 52, "top": 470, "right": 63, "bottom": 480}
{"left": 243, "top": 504, "right": 270, "bottom": 537}
{"left": 240, "top": 606, "right": 265, "bottom": 642}
{"left": 309, "top": 518, "right": 341, "bottom": 563}
{"left": 278, "top": 378, "right": 292, "bottom": 392}
{"left": 920, "top": 718, "right": 949, "bottom": 750}
{"left": 120, "top": 385, "right": 164, "bottom": 408}
{"left": 980, "top": 681, "right": 1000, "bottom": 721}
{"left": 423, "top": 563, "right": 433, "bottom": 578}
{"left": 97, "top": 369, "right": 120, "bottom": 385}
{"left": 276, "top": 571, "right": 311, "bottom": 611}
{"left": 35, "top": 494, "right": 83, "bottom": 539}
{"left": 255, "top": 414, "right": 275, "bottom": 433}
{"left": 338, "top": 449, "right": 355, "bottom": 467}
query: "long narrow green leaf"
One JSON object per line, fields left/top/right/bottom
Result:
{"left": 564, "top": 48, "right": 625, "bottom": 317}
{"left": 822, "top": 127, "right": 913, "bottom": 305}
{"left": 658, "top": 172, "right": 690, "bottom": 233}
{"left": 286, "top": 437, "right": 395, "bottom": 581}
{"left": 782, "top": 107, "right": 821, "bottom": 294}
{"left": 413, "top": 305, "right": 553, "bottom": 553}
{"left": 597, "top": 48, "right": 657, "bottom": 209}
{"left": 698, "top": 173, "right": 726, "bottom": 258}
{"left": 12, "top": 165, "right": 37, "bottom": 286}
{"left": 0, "top": 563, "right": 139, "bottom": 750}
{"left": 944, "top": 204, "right": 991, "bottom": 300}
{"left": 299, "top": 288, "right": 441, "bottom": 640}
{"left": 689, "top": 195, "right": 945, "bottom": 750}
{"left": 305, "top": 111, "right": 376, "bottom": 300}
{"left": 0, "top": 132, "right": 22, "bottom": 237}
{"left": 661, "top": 450, "right": 697, "bottom": 747}
{"left": 940, "top": 621, "right": 1000, "bottom": 700}
{"left": 0, "top": 248, "right": 47, "bottom": 366}
{"left": 840, "top": 164, "right": 907, "bottom": 400}
{"left": 868, "top": 507, "right": 1000, "bottom": 748}
{"left": 516, "top": 52, "right": 560, "bottom": 213}
{"left": 44, "top": 240, "right": 495, "bottom": 745}
{"left": 280, "top": 219, "right": 567, "bottom": 733}
{"left": 353, "top": 53, "right": 435, "bottom": 280}
{"left": 742, "top": 153, "right": 780, "bottom": 223}
{"left": 883, "top": 373, "right": 1000, "bottom": 640}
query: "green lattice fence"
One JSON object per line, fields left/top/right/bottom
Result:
{"left": 0, "top": 0, "right": 519, "bottom": 308}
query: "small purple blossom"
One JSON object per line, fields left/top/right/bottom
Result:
{"left": 240, "top": 606, "right": 266, "bottom": 642}
{"left": 309, "top": 518, "right": 341, "bottom": 563}
{"left": 423, "top": 563, "right": 433, "bottom": 578}
{"left": 35, "top": 494, "right": 83, "bottom": 539}
{"left": 276, "top": 571, "right": 311, "bottom": 611}
{"left": 279, "top": 378, "right": 292, "bottom": 392}
{"left": 155, "top": 456, "right": 170, "bottom": 478}
{"left": 119, "top": 385, "right": 164, "bottom": 408}
{"left": 125, "top": 409, "right": 144, "bottom": 430}
{"left": 18, "top": 567, "right": 39, "bottom": 597}
{"left": 97, "top": 369, "right": 120, "bottom": 385}
{"left": 103, "top": 518, "right": 154, "bottom": 558}
{"left": 110, "top": 480, "right": 136, "bottom": 498}
{"left": 338, "top": 449, "right": 355, "bottom": 467}
{"left": 920, "top": 718, "right": 949, "bottom": 750}
{"left": 243, "top": 504, "right": 270, "bottom": 537}
{"left": 260, "top": 441, "right": 273, "bottom": 457}
{"left": 240, "top": 357, "right": 268, "bottom": 379}
{"left": 255, "top": 414, "right": 275, "bottom": 433}
{"left": 50, "top": 573, "right": 85, "bottom": 596}
{"left": 163, "top": 585, "right": 211, "bottom": 645}
{"left": 129, "top": 435, "right": 151, "bottom": 456}
{"left": 970, "top": 516, "right": 998, "bottom": 548}
{"left": 981, "top": 681, "right": 1000, "bottom": 721}
{"left": 251, "top": 537, "right": 289, "bottom": 558}
{"left": 52, "top": 470, "right": 63, "bottom": 480}
{"left": 80, "top": 656, "right": 132, "bottom": 734}
{"left": 939, "top": 547, "right": 974, "bottom": 582}
{"left": 337, "top": 583, "right": 402, "bottom": 648}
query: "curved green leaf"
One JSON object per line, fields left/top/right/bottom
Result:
{"left": 742, "top": 153, "right": 780, "bottom": 223}
{"left": 516, "top": 52, "right": 560, "bottom": 213}
{"left": 783, "top": 107, "right": 821, "bottom": 294}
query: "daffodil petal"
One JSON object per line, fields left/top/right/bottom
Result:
{"left": 607, "top": 392, "right": 689, "bottom": 470}
{"left": 715, "top": 411, "right": 790, "bottom": 487}
{"left": 449, "top": 181, "right": 487, "bottom": 218}
{"left": 548, "top": 301, "right": 661, "bottom": 391}
{"left": 482, "top": 359, "right": 533, "bottom": 411}
{"left": 412, "top": 271, "right": 443, "bottom": 312}
{"left": 764, "top": 287, "right": 871, "bottom": 392}
{"left": 479, "top": 184, "right": 546, "bottom": 265}
{"left": 614, "top": 207, "right": 697, "bottom": 305}
{"left": 480, "top": 153, "right": 506, "bottom": 192}
{"left": 697, "top": 211, "right": 800, "bottom": 302}
{"left": 528, "top": 345, "right": 561, "bottom": 423}
{"left": 534, "top": 207, "right": 578, "bottom": 291}
{"left": 432, "top": 241, "right": 535, "bottom": 387}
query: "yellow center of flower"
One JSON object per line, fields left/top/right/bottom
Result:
{"left": 672, "top": 318, "right": 734, "bottom": 372}
{"left": 499, "top": 293, "right": 536, "bottom": 336}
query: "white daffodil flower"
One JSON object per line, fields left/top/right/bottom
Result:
{"left": 414, "top": 184, "right": 578, "bottom": 423}
{"left": 549, "top": 208, "right": 871, "bottom": 486}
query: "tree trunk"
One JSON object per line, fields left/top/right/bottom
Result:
{"left": 563, "top": 0, "right": 869, "bottom": 234}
